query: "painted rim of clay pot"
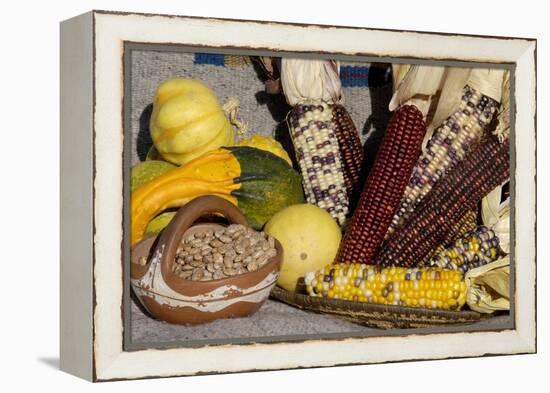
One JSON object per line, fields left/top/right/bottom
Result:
{"left": 130, "top": 235, "right": 158, "bottom": 280}
{"left": 153, "top": 196, "right": 282, "bottom": 296}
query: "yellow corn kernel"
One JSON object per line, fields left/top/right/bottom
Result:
{"left": 305, "top": 264, "right": 467, "bottom": 310}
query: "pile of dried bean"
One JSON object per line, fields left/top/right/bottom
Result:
{"left": 173, "top": 224, "right": 277, "bottom": 281}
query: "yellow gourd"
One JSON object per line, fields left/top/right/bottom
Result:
{"left": 150, "top": 79, "right": 235, "bottom": 165}
{"left": 264, "top": 204, "right": 342, "bottom": 292}
{"left": 236, "top": 135, "right": 292, "bottom": 165}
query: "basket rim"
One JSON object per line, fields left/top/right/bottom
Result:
{"left": 270, "top": 285, "right": 481, "bottom": 321}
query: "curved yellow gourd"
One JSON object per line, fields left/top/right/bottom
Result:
{"left": 150, "top": 79, "right": 235, "bottom": 165}
{"left": 131, "top": 149, "right": 240, "bottom": 244}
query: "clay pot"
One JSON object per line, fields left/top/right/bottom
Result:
{"left": 130, "top": 195, "right": 282, "bottom": 325}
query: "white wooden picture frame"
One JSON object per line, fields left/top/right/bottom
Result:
{"left": 60, "top": 10, "right": 536, "bottom": 381}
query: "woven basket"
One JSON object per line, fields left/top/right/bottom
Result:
{"left": 270, "top": 286, "right": 482, "bottom": 329}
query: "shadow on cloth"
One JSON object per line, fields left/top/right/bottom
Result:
{"left": 137, "top": 103, "right": 154, "bottom": 161}
{"left": 360, "top": 63, "right": 393, "bottom": 177}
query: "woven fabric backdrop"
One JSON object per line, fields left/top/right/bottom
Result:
{"left": 129, "top": 49, "right": 394, "bottom": 343}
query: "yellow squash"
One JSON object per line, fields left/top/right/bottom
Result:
{"left": 264, "top": 204, "right": 342, "bottom": 292}
{"left": 236, "top": 135, "right": 292, "bottom": 165}
{"left": 150, "top": 79, "right": 235, "bottom": 165}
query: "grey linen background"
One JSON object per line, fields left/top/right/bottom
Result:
{"left": 129, "top": 49, "right": 394, "bottom": 343}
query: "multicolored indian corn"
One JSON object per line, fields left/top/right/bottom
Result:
{"left": 337, "top": 104, "right": 427, "bottom": 263}
{"left": 374, "top": 136, "right": 510, "bottom": 268}
{"left": 386, "top": 86, "right": 499, "bottom": 238}
{"left": 288, "top": 102, "right": 348, "bottom": 225}
{"left": 304, "top": 263, "right": 467, "bottom": 310}
{"left": 422, "top": 226, "right": 501, "bottom": 274}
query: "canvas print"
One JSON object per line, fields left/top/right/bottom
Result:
{"left": 127, "top": 48, "right": 512, "bottom": 348}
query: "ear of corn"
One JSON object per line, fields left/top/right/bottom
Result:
{"left": 337, "top": 104, "right": 427, "bottom": 264}
{"left": 417, "top": 209, "right": 478, "bottom": 266}
{"left": 423, "top": 226, "right": 501, "bottom": 274}
{"left": 332, "top": 104, "right": 364, "bottom": 203}
{"left": 304, "top": 263, "right": 467, "bottom": 310}
{"left": 288, "top": 102, "right": 348, "bottom": 225}
{"left": 282, "top": 59, "right": 362, "bottom": 226}
{"left": 374, "top": 136, "right": 510, "bottom": 268}
{"left": 386, "top": 86, "right": 499, "bottom": 238}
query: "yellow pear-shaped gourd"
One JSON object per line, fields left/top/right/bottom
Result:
{"left": 150, "top": 79, "right": 235, "bottom": 165}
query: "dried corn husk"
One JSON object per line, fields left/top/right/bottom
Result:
{"left": 494, "top": 71, "right": 511, "bottom": 141}
{"left": 391, "top": 64, "right": 412, "bottom": 90}
{"left": 480, "top": 69, "right": 510, "bottom": 241}
{"left": 424, "top": 67, "right": 471, "bottom": 142}
{"left": 389, "top": 64, "right": 445, "bottom": 115}
{"left": 253, "top": 56, "right": 281, "bottom": 94}
{"left": 392, "top": 66, "right": 508, "bottom": 149}
{"left": 465, "top": 257, "right": 510, "bottom": 313}
{"left": 481, "top": 185, "right": 510, "bottom": 254}
{"left": 280, "top": 59, "right": 342, "bottom": 105}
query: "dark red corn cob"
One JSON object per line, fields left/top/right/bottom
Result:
{"left": 374, "top": 136, "right": 510, "bottom": 268}
{"left": 437, "top": 209, "right": 478, "bottom": 249}
{"left": 336, "top": 105, "right": 427, "bottom": 264}
{"left": 417, "top": 209, "right": 478, "bottom": 267}
{"left": 332, "top": 104, "right": 364, "bottom": 202}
